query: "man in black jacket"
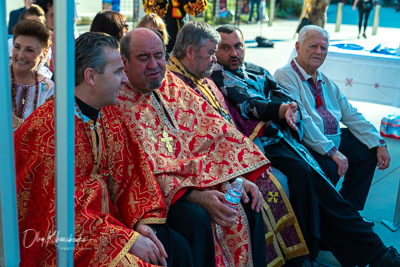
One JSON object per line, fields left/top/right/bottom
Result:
{"left": 211, "top": 24, "right": 400, "bottom": 267}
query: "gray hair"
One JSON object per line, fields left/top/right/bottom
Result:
{"left": 75, "top": 32, "right": 119, "bottom": 86}
{"left": 298, "top": 25, "right": 330, "bottom": 45}
{"left": 171, "top": 21, "right": 221, "bottom": 60}
{"left": 120, "top": 28, "right": 164, "bottom": 63}
{"left": 120, "top": 32, "right": 132, "bottom": 62}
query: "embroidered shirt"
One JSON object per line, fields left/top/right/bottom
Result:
{"left": 274, "top": 58, "right": 385, "bottom": 156}
{"left": 13, "top": 77, "right": 55, "bottom": 120}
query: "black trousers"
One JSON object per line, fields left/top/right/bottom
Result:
{"left": 151, "top": 224, "right": 194, "bottom": 267}
{"left": 166, "top": 196, "right": 268, "bottom": 267}
{"left": 264, "top": 140, "right": 386, "bottom": 267}
{"left": 358, "top": 7, "right": 372, "bottom": 33}
{"left": 308, "top": 128, "right": 377, "bottom": 210}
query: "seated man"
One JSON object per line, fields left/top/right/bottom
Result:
{"left": 274, "top": 25, "right": 390, "bottom": 215}
{"left": 166, "top": 20, "right": 308, "bottom": 265}
{"left": 210, "top": 24, "right": 400, "bottom": 267}
{"left": 117, "top": 28, "right": 269, "bottom": 267}
{"left": 14, "top": 32, "right": 193, "bottom": 267}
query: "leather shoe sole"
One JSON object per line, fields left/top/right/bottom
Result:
{"left": 369, "top": 246, "right": 400, "bottom": 266}
{"left": 362, "top": 217, "right": 375, "bottom": 227}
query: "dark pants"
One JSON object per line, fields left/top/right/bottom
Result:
{"left": 264, "top": 140, "right": 386, "bottom": 267}
{"left": 151, "top": 224, "right": 194, "bottom": 267}
{"left": 309, "top": 128, "right": 377, "bottom": 210}
{"left": 358, "top": 8, "right": 372, "bottom": 34}
{"left": 166, "top": 196, "right": 268, "bottom": 267}
{"left": 248, "top": 0, "right": 261, "bottom": 22}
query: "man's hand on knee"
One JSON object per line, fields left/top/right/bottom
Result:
{"left": 331, "top": 150, "right": 348, "bottom": 177}
{"left": 130, "top": 224, "right": 168, "bottom": 266}
{"left": 242, "top": 178, "right": 263, "bottom": 213}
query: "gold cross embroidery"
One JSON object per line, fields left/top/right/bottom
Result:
{"left": 22, "top": 99, "right": 25, "bottom": 105}
{"left": 161, "top": 129, "right": 173, "bottom": 152}
{"left": 267, "top": 191, "right": 279, "bottom": 203}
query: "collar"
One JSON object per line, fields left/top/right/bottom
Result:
{"left": 291, "top": 58, "right": 323, "bottom": 83}
{"left": 125, "top": 81, "right": 154, "bottom": 96}
{"left": 75, "top": 96, "right": 99, "bottom": 122}
{"left": 167, "top": 56, "right": 201, "bottom": 83}
{"left": 214, "top": 62, "right": 247, "bottom": 74}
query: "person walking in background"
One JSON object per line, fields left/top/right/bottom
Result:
{"left": 248, "top": 0, "right": 261, "bottom": 23}
{"left": 8, "top": 0, "right": 36, "bottom": 35}
{"left": 295, "top": 0, "right": 330, "bottom": 37}
{"left": 353, "top": 0, "right": 374, "bottom": 38}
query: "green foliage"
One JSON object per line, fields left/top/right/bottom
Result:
{"left": 281, "top": 0, "right": 303, "bottom": 17}
{"left": 276, "top": 9, "right": 288, "bottom": 18}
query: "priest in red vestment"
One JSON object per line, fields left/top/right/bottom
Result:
{"left": 118, "top": 28, "right": 270, "bottom": 267}
{"left": 14, "top": 32, "right": 193, "bottom": 267}
{"left": 166, "top": 21, "right": 309, "bottom": 267}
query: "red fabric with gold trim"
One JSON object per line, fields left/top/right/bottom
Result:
{"left": 118, "top": 70, "right": 270, "bottom": 266}
{"left": 14, "top": 100, "right": 166, "bottom": 267}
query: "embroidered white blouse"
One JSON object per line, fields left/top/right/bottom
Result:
{"left": 13, "top": 77, "right": 55, "bottom": 120}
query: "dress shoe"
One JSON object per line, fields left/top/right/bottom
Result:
{"left": 369, "top": 246, "right": 400, "bottom": 266}
{"left": 362, "top": 217, "right": 375, "bottom": 227}
{"left": 304, "top": 259, "right": 330, "bottom": 267}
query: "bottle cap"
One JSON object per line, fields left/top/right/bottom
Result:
{"left": 236, "top": 178, "right": 243, "bottom": 185}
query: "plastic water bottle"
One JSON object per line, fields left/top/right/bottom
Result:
{"left": 224, "top": 178, "right": 243, "bottom": 210}
{"left": 380, "top": 114, "right": 400, "bottom": 139}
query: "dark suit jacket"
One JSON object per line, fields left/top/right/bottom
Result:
{"left": 8, "top": 7, "right": 25, "bottom": 35}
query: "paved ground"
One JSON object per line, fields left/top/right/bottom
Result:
{"left": 241, "top": 4, "right": 400, "bottom": 266}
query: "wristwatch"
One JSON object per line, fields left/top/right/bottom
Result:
{"left": 379, "top": 142, "right": 387, "bottom": 148}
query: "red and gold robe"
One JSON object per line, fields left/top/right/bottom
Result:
{"left": 167, "top": 58, "right": 309, "bottom": 266}
{"left": 14, "top": 99, "right": 166, "bottom": 267}
{"left": 118, "top": 70, "right": 270, "bottom": 266}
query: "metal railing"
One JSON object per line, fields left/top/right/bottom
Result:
{"left": 54, "top": 0, "right": 76, "bottom": 266}
{"left": 0, "top": 0, "right": 20, "bottom": 266}
{"left": 382, "top": 176, "right": 400, "bottom": 232}
{"left": 0, "top": 0, "right": 76, "bottom": 266}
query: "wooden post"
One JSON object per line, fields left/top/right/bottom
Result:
{"left": 215, "top": 0, "right": 220, "bottom": 18}
{"left": 335, "top": 2, "right": 343, "bottom": 32}
{"left": 372, "top": 4, "right": 381, "bottom": 35}
{"left": 268, "top": 0, "right": 275, "bottom": 26}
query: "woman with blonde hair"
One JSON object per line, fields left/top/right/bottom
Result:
{"left": 10, "top": 19, "right": 54, "bottom": 129}
{"left": 136, "top": 13, "right": 169, "bottom": 46}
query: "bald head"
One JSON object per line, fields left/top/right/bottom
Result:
{"left": 120, "top": 28, "right": 164, "bottom": 63}
{"left": 121, "top": 28, "right": 166, "bottom": 92}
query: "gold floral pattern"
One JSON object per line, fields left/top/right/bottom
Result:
{"left": 14, "top": 100, "right": 166, "bottom": 266}
{"left": 118, "top": 70, "right": 270, "bottom": 266}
